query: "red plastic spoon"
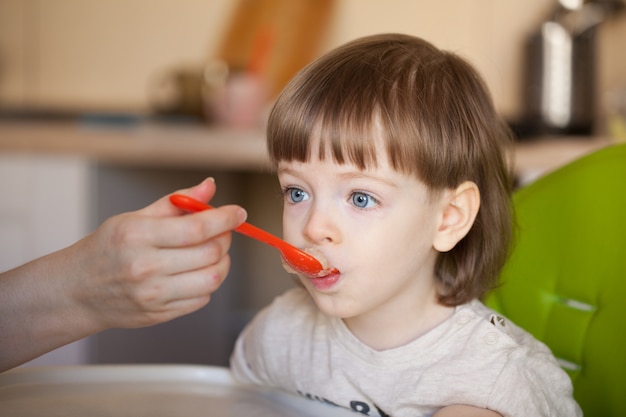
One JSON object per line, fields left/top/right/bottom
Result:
{"left": 169, "top": 194, "right": 338, "bottom": 278}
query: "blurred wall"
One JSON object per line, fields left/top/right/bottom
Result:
{"left": 1, "top": 0, "right": 625, "bottom": 122}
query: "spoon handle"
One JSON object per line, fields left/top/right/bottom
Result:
{"left": 169, "top": 194, "right": 293, "bottom": 250}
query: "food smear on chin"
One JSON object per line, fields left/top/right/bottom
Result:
{"left": 281, "top": 247, "right": 337, "bottom": 277}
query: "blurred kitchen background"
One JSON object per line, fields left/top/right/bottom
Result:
{"left": 1, "top": 0, "right": 626, "bottom": 368}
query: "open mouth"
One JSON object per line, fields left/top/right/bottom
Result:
{"left": 313, "top": 267, "right": 340, "bottom": 278}
{"left": 302, "top": 247, "right": 339, "bottom": 275}
{"left": 282, "top": 246, "right": 340, "bottom": 278}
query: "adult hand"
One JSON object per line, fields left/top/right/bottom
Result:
{"left": 74, "top": 177, "right": 247, "bottom": 328}
{"left": 0, "top": 178, "right": 246, "bottom": 371}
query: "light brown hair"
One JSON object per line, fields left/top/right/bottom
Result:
{"left": 267, "top": 33, "right": 514, "bottom": 306}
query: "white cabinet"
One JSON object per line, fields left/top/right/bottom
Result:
{"left": 0, "top": 154, "right": 90, "bottom": 269}
{"left": 0, "top": 153, "right": 90, "bottom": 366}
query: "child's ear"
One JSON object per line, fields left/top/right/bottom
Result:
{"left": 433, "top": 181, "right": 480, "bottom": 252}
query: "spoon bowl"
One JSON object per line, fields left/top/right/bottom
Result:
{"left": 169, "top": 194, "right": 338, "bottom": 277}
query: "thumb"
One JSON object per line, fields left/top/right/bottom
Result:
{"left": 141, "top": 178, "right": 218, "bottom": 217}
{"left": 186, "top": 177, "right": 218, "bottom": 203}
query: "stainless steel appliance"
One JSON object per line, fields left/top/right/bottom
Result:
{"left": 523, "top": 0, "right": 624, "bottom": 136}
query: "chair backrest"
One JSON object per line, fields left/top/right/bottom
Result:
{"left": 484, "top": 143, "right": 626, "bottom": 417}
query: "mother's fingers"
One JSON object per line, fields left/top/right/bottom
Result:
{"left": 166, "top": 255, "right": 232, "bottom": 302}
{"left": 151, "top": 236, "right": 233, "bottom": 276}
{"left": 136, "top": 291, "right": 222, "bottom": 326}
{"left": 126, "top": 255, "right": 232, "bottom": 324}
{"left": 140, "top": 205, "right": 246, "bottom": 248}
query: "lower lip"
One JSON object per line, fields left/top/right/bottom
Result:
{"left": 308, "top": 272, "right": 341, "bottom": 291}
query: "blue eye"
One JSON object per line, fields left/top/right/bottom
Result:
{"left": 351, "top": 192, "right": 378, "bottom": 209}
{"left": 286, "top": 187, "right": 309, "bottom": 203}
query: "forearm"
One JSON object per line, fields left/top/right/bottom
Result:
{"left": 0, "top": 243, "right": 101, "bottom": 372}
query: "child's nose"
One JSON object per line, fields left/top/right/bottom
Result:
{"left": 302, "top": 205, "right": 340, "bottom": 245}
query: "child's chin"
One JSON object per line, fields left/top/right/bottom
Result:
{"left": 308, "top": 290, "right": 353, "bottom": 319}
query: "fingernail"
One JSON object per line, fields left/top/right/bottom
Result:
{"left": 207, "top": 177, "right": 215, "bottom": 183}
{"left": 237, "top": 208, "right": 248, "bottom": 223}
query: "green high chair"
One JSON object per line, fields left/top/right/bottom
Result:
{"left": 484, "top": 143, "right": 626, "bottom": 417}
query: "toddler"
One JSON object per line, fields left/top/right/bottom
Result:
{"left": 230, "top": 33, "right": 581, "bottom": 417}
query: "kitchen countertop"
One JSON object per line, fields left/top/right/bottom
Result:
{"left": 0, "top": 119, "right": 271, "bottom": 171}
{"left": 0, "top": 119, "right": 613, "bottom": 177}
{"left": 513, "top": 136, "right": 613, "bottom": 184}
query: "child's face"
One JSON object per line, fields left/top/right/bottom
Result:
{"left": 277, "top": 146, "right": 450, "bottom": 323}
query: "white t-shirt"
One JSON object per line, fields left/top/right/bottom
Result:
{"left": 230, "top": 287, "right": 582, "bottom": 417}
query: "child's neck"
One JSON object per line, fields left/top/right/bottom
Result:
{"left": 343, "top": 293, "right": 455, "bottom": 351}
